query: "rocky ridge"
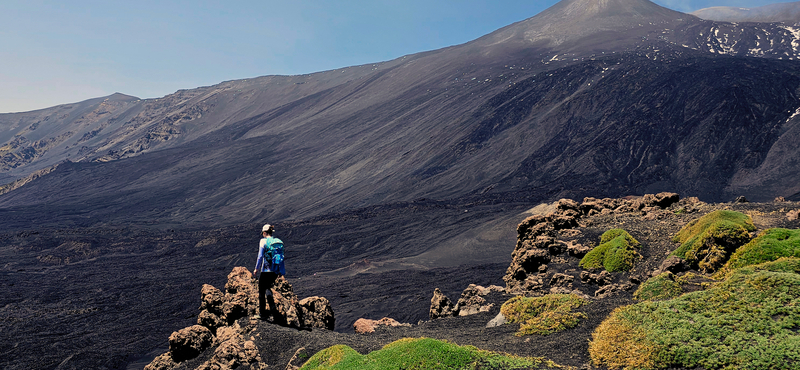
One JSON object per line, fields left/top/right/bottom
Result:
{"left": 145, "top": 267, "right": 334, "bottom": 370}
{"left": 140, "top": 193, "right": 800, "bottom": 369}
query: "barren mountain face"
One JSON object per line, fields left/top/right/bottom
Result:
{"left": 3, "top": 1, "right": 800, "bottom": 368}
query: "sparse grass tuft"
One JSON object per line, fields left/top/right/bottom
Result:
{"left": 671, "top": 210, "right": 755, "bottom": 273}
{"left": 299, "top": 337, "right": 559, "bottom": 369}
{"left": 716, "top": 228, "right": 800, "bottom": 278}
{"left": 501, "top": 294, "right": 589, "bottom": 336}
{"left": 580, "top": 229, "right": 641, "bottom": 272}
{"left": 589, "top": 258, "right": 800, "bottom": 370}
{"left": 633, "top": 272, "right": 683, "bottom": 301}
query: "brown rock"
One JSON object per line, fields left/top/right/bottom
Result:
{"left": 429, "top": 288, "right": 454, "bottom": 319}
{"left": 198, "top": 322, "right": 262, "bottom": 370}
{"left": 788, "top": 210, "right": 800, "bottom": 221}
{"left": 775, "top": 196, "right": 787, "bottom": 202}
{"left": 199, "top": 284, "right": 224, "bottom": 316}
{"left": 222, "top": 267, "right": 258, "bottom": 321}
{"left": 550, "top": 213, "right": 579, "bottom": 230}
{"left": 653, "top": 192, "right": 680, "bottom": 208}
{"left": 580, "top": 270, "right": 613, "bottom": 286}
{"left": 557, "top": 198, "right": 580, "bottom": 212}
{"left": 517, "top": 215, "right": 548, "bottom": 240}
{"left": 454, "top": 284, "right": 491, "bottom": 316}
{"left": 222, "top": 291, "right": 250, "bottom": 324}
{"left": 168, "top": 325, "right": 213, "bottom": 362}
{"left": 144, "top": 353, "right": 176, "bottom": 370}
{"left": 353, "top": 317, "right": 411, "bottom": 334}
{"left": 549, "top": 273, "right": 574, "bottom": 289}
{"left": 272, "top": 291, "right": 300, "bottom": 327}
{"left": 566, "top": 241, "right": 592, "bottom": 257}
{"left": 197, "top": 309, "right": 224, "bottom": 332}
{"left": 272, "top": 276, "right": 297, "bottom": 301}
{"left": 297, "top": 296, "right": 335, "bottom": 330}
{"left": 594, "top": 284, "right": 621, "bottom": 299}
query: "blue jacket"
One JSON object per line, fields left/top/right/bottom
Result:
{"left": 255, "top": 236, "right": 285, "bottom": 275}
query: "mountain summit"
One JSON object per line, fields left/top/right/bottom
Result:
{"left": 478, "top": 0, "right": 687, "bottom": 47}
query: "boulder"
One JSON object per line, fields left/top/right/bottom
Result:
{"left": 272, "top": 276, "right": 297, "bottom": 301}
{"left": 199, "top": 284, "right": 224, "bottom": 316}
{"left": 566, "top": 241, "right": 592, "bottom": 257}
{"left": 581, "top": 270, "right": 613, "bottom": 286}
{"left": 486, "top": 312, "right": 507, "bottom": 328}
{"left": 557, "top": 198, "right": 581, "bottom": 212}
{"left": 788, "top": 210, "right": 800, "bottom": 221}
{"left": 168, "top": 325, "right": 213, "bottom": 362}
{"left": 549, "top": 273, "right": 574, "bottom": 289}
{"left": 197, "top": 322, "right": 262, "bottom": 370}
{"left": 222, "top": 267, "right": 258, "bottom": 321}
{"left": 642, "top": 192, "right": 680, "bottom": 208}
{"left": 429, "top": 288, "right": 454, "bottom": 319}
{"left": 353, "top": 317, "right": 411, "bottom": 334}
{"left": 144, "top": 353, "right": 177, "bottom": 370}
{"left": 454, "top": 284, "right": 494, "bottom": 316}
{"left": 734, "top": 195, "right": 749, "bottom": 203}
{"left": 197, "top": 309, "right": 224, "bottom": 332}
{"left": 222, "top": 292, "right": 250, "bottom": 324}
{"left": 272, "top": 291, "right": 300, "bottom": 327}
{"left": 298, "top": 296, "right": 335, "bottom": 330}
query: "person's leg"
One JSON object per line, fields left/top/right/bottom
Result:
{"left": 263, "top": 272, "right": 282, "bottom": 323}
{"left": 257, "top": 272, "right": 271, "bottom": 317}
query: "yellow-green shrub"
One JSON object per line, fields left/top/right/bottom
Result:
{"left": 589, "top": 258, "right": 800, "bottom": 370}
{"left": 633, "top": 272, "right": 683, "bottom": 301}
{"left": 580, "top": 229, "right": 641, "bottom": 272}
{"left": 716, "top": 228, "right": 800, "bottom": 278}
{"left": 672, "top": 210, "right": 755, "bottom": 273}
{"left": 500, "top": 294, "right": 589, "bottom": 336}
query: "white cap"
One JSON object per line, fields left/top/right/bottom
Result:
{"left": 262, "top": 224, "right": 274, "bottom": 233}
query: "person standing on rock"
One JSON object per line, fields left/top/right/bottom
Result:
{"left": 252, "top": 224, "right": 286, "bottom": 321}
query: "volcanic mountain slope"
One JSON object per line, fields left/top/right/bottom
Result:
{"left": 5, "top": 0, "right": 800, "bottom": 368}
{"left": 692, "top": 1, "right": 800, "bottom": 23}
{"left": 5, "top": 0, "right": 800, "bottom": 229}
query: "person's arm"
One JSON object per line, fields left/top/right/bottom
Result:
{"left": 253, "top": 242, "right": 265, "bottom": 277}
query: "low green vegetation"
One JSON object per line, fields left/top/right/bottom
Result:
{"left": 671, "top": 210, "right": 755, "bottom": 273}
{"left": 633, "top": 272, "right": 683, "bottom": 301}
{"left": 589, "top": 258, "right": 800, "bottom": 370}
{"left": 500, "top": 294, "right": 589, "bottom": 336}
{"left": 299, "top": 337, "right": 559, "bottom": 370}
{"left": 716, "top": 228, "right": 800, "bottom": 278}
{"left": 579, "top": 229, "right": 641, "bottom": 272}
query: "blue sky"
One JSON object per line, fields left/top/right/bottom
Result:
{"left": 0, "top": 0, "right": 795, "bottom": 113}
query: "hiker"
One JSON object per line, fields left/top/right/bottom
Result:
{"left": 252, "top": 224, "right": 286, "bottom": 321}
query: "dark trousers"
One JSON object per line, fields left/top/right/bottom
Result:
{"left": 258, "top": 272, "right": 279, "bottom": 316}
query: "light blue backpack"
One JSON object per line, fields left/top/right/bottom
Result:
{"left": 262, "top": 237, "right": 286, "bottom": 275}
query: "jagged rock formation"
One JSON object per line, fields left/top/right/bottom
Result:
{"left": 429, "top": 284, "right": 505, "bottom": 319}
{"left": 429, "top": 288, "right": 455, "bottom": 319}
{"left": 352, "top": 317, "right": 412, "bottom": 334}
{"left": 503, "top": 193, "right": 680, "bottom": 295}
{"left": 145, "top": 267, "right": 333, "bottom": 369}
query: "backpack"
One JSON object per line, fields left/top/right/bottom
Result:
{"left": 262, "top": 237, "right": 286, "bottom": 275}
